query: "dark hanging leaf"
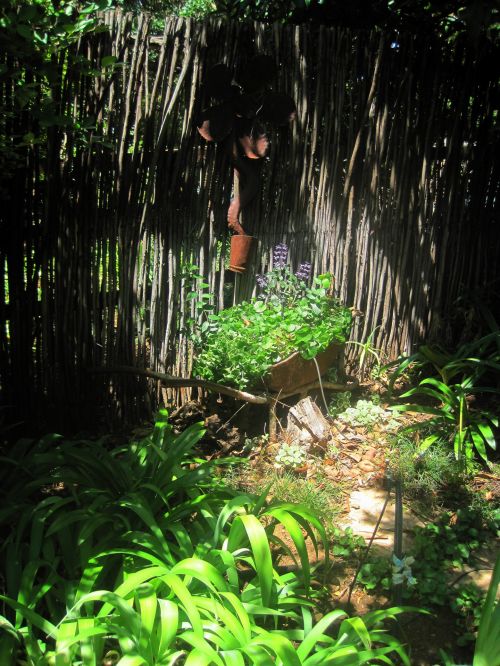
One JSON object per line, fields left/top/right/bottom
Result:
{"left": 197, "top": 102, "right": 234, "bottom": 142}
{"left": 234, "top": 92, "right": 262, "bottom": 119}
{"left": 258, "top": 93, "right": 297, "bottom": 126}
{"left": 204, "top": 63, "right": 234, "bottom": 101}
{"left": 235, "top": 117, "right": 254, "bottom": 140}
{"left": 227, "top": 84, "right": 242, "bottom": 98}
{"left": 237, "top": 55, "right": 276, "bottom": 94}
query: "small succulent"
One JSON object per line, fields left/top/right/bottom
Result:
{"left": 275, "top": 442, "right": 308, "bottom": 470}
{"left": 337, "top": 399, "right": 398, "bottom": 429}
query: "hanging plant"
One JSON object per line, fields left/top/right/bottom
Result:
{"left": 196, "top": 55, "right": 296, "bottom": 269}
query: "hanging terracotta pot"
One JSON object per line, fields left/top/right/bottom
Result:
{"left": 229, "top": 234, "right": 256, "bottom": 273}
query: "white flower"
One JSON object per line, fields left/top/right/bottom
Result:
{"left": 392, "top": 554, "right": 417, "bottom": 587}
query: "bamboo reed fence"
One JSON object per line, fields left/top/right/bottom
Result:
{"left": 1, "top": 12, "right": 498, "bottom": 426}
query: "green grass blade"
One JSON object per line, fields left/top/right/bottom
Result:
{"left": 207, "top": 550, "right": 240, "bottom": 593}
{"left": 97, "top": 566, "right": 168, "bottom": 617}
{"left": 158, "top": 573, "right": 204, "bottom": 637}
{"left": 229, "top": 515, "right": 274, "bottom": 608}
{"left": 265, "top": 503, "right": 329, "bottom": 565}
{"left": 213, "top": 494, "right": 256, "bottom": 545}
{"left": 264, "top": 508, "right": 310, "bottom": 589}
{"left": 155, "top": 599, "right": 179, "bottom": 658}
{"left": 171, "top": 557, "right": 229, "bottom": 593}
{"left": 218, "top": 650, "right": 246, "bottom": 666}
{"left": 136, "top": 584, "right": 157, "bottom": 656}
{"left": 118, "top": 496, "right": 173, "bottom": 560}
{"left": 338, "top": 616, "right": 371, "bottom": 650}
{"left": 296, "top": 610, "right": 348, "bottom": 660}
{"left": 114, "top": 656, "right": 147, "bottom": 665}
{"left": 196, "top": 597, "right": 246, "bottom": 647}
{"left": 180, "top": 632, "right": 225, "bottom": 666}
{"left": 474, "top": 554, "right": 500, "bottom": 666}
{"left": 0, "top": 595, "right": 57, "bottom": 636}
{"left": 248, "top": 633, "right": 302, "bottom": 666}
{"left": 219, "top": 592, "right": 253, "bottom": 643}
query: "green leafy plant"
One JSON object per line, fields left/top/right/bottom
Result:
{"left": 395, "top": 378, "right": 498, "bottom": 470}
{"left": 0, "top": 414, "right": 413, "bottom": 665}
{"left": 387, "top": 332, "right": 500, "bottom": 389}
{"left": 410, "top": 509, "right": 496, "bottom": 604}
{"left": 337, "top": 399, "right": 399, "bottom": 430}
{"left": 391, "top": 554, "right": 417, "bottom": 587}
{"left": 451, "top": 583, "right": 486, "bottom": 646}
{"left": 440, "top": 555, "right": 500, "bottom": 666}
{"left": 357, "top": 507, "right": 499, "bottom": 650}
{"left": 1, "top": 576, "right": 412, "bottom": 665}
{"left": 358, "top": 557, "right": 393, "bottom": 592}
{"left": 327, "top": 391, "right": 352, "bottom": 419}
{"left": 389, "top": 332, "right": 500, "bottom": 470}
{"left": 221, "top": 466, "right": 346, "bottom": 532}
{"left": 182, "top": 262, "right": 216, "bottom": 347}
{"left": 193, "top": 245, "right": 351, "bottom": 388}
{"left": 242, "top": 433, "right": 269, "bottom": 453}
{"left": 330, "top": 527, "right": 365, "bottom": 558}
{"left": 358, "top": 553, "right": 416, "bottom": 594}
{"left": 347, "top": 326, "right": 383, "bottom": 379}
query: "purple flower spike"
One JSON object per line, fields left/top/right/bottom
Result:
{"left": 295, "top": 261, "right": 311, "bottom": 281}
{"left": 256, "top": 274, "right": 268, "bottom": 289}
{"left": 273, "top": 243, "right": 289, "bottom": 268}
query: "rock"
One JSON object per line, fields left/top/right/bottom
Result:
{"left": 358, "top": 460, "right": 376, "bottom": 472}
{"left": 341, "top": 488, "right": 424, "bottom": 550}
{"left": 364, "top": 447, "right": 378, "bottom": 460}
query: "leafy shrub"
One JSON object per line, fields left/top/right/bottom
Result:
{"left": 357, "top": 507, "right": 499, "bottom": 649}
{"left": 193, "top": 246, "right": 351, "bottom": 389}
{"left": 451, "top": 584, "right": 486, "bottom": 646}
{"left": 358, "top": 557, "right": 393, "bottom": 592}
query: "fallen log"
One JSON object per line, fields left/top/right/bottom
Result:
{"left": 287, "top": 396, "right": 332, "bottom": 446}
{"left": 89, "top": 366, "right": 358, "bottom": 406}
